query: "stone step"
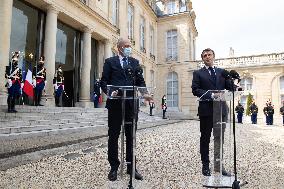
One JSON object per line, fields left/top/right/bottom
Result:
{"left": 0, "top": 121, "right": 107, "bottom": 134}
{"left": 0, "top": 117, "right": 107, "bottom": 127}
{"left": 0, "top": 124, "right": 107, "bottom": 155}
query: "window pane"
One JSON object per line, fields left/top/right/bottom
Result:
{"left": 280, "top": 76, "right": 284, "bottom": 90}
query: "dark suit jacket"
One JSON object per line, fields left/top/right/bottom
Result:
{"left": 191, "top": 66, "right": 233, "bottom": 117}
{"left": 100, "top": 56, "right": 146, "bottom": 109}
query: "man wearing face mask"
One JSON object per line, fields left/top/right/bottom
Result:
{"left": 100, "top": 38, "right": 151, "bottom": 181}
{"left": 32, "top": 56, "right": 46, "bottom": 106}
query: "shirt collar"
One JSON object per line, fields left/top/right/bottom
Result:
{"left": 205, "top": 65, "right": 215, "bottom": 69}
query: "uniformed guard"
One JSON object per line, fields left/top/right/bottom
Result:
{"left": 249, "top": 101, "right": 258, "bottom": 124}
{"left": 161, "top": 95, "right": 167, "bottom": 119}
{"left": 263, "top": 102, "right": 269, "bottom": 125}
{"left": 32, "top": 56, "right": 46, "bottom": 106}
{"left": 5, "top": 52, "right": 23, "bottom": 113}
{"left": 235, "top": 102, "right": 244, "bottom": 123}
{"left": 279, "top": 101, "right": 284, "bottom": 126}
{"left": 149, "top": 96, "right": 155, "bottom": 116}
{"left": 93, "top": 79, "right": 101, "bottom": 108}
{"left": 267, "top": 102, "right": 274, "bottom": 125}
{"left": 53, "top": 65, "right": 64, "bottom": 107}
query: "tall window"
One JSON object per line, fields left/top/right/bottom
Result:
{"left": 166, "top": 30, "right": 178, "bottom": 61}
{"left": 280, "top": 76, "right": 284, "bottom": 91}
{"left": 240, "top": 77, "right": 253, "bottom": 91}
{"left": 179, "top": 0, "right": 187, "bottom": 12}
{"left": 150, "top": 25, "right": 154, "bottom": 55}
{"left": 167, "top": 0, "right": 176, "bottom": 14}
{"left": 167, "top": 72, "right": 178, "bottom": 107}
{"left": 128, "top": 4, "right": 134, "bottom": 40}
{"left": 112, "top": 0, "right": 119, "bottom": 26}
{"left": 140, "top": 17, "right": 145, "bottom": 51}
{"left": 150, "top": 70, "right": 154, "bottom": 89}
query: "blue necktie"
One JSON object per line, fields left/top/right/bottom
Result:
{"left": 122, "top": 57, "right": 128, "bottom": 69}
{"left": 208, "top": 67, "right": 216, "bottom": 83}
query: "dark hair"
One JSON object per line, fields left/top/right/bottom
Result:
{"left": 201, "top": 48, "right": 215, "bottom": 58}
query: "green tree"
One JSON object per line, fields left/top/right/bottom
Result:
{"left": 246, "top": 93, "right": 253, "bottom": 116}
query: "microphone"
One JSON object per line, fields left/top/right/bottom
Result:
{"left": 230, "top": 70, "right": 241, "bottom": 83}
{"left": 230, "top": 70, "right": 240, "bottom": 79}
{"left": 221, "top": 69, "right": 231, "bottom": 79}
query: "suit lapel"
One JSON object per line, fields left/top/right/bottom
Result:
{"left": 202, "top": 66, "right": 215, "bottom": 86}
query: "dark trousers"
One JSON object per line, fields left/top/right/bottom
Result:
{"left": 107, "top": 106, "right": 138, "bottom": 171}
{"left": 163, "top": 110, "right": 166, "bottom": 118}
{"left": 199, "top": 116, "right": 225, "bottom": 166}
{"left": 34, "top": 89, "right": 42, "bottom": 106}
{"left": 149, "top": 107, "right": 153, "bottom": 116}
{"left": 251, "top": 114, "right": 257, "bottom": 124}
{"left": 237, "top": 112, "right": 243, "bottom": 123}
{"left": 267, "top": 115, "right": 273, "bottom": 125}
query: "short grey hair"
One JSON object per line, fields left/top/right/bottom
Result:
{"left": 117, "top": 37, "right": 130, "bottom": 48}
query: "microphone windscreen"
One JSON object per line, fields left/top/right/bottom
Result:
{"left": 221, "top": 69, "right": 230, "bottom": 79}
{"left": 230, "top": 70, "right": 240, "bottom": 79}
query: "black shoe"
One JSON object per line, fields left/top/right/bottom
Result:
{"left": 38, "top": 104, "right": 44, "bottom": 106}
{"left": 127, "top": 170, "right": 143, "bottom": 180}
{"left": 108, "top": 169, "right": 117, "bottom": 181}
{"left": 7, "top": 109, "right": 13, "bottom": 113}
{"left": 202, "top": 165, "right": 211, "bottom": 176}
{"left": 11, "top": 109, "right": 17, "bottom": 113}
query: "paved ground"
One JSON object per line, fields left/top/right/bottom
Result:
{"left": 1, "top": 120, "right": 284, "bottom": 189}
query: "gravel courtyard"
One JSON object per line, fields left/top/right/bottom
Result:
{"left": 1, "top": 120, "right": 284, "bottom": 189}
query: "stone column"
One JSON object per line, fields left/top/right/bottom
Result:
{"left": 78, "top": 28, "right": 92, "bottom": 107}
{"left": 0, "top": 0, "right": 13, "bottom": 105}
{"left": 43, "top": 5, "right": 58, "bottom": 106}
{"left": 104, "top": 39, "right": 112, "bottom": 60}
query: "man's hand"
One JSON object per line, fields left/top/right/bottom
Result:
{"left": 111, "top": 90, "right": 118, "bottom": 97}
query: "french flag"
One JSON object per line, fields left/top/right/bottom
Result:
{"left": 23, "top": 69, "right": 34, "bottom": 98}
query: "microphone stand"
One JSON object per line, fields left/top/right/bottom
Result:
{"left": 125, "top": 66, "right": 136, "bottom": 189}
{"left": 230, "top": 78, "right": 245, "bottom": 189}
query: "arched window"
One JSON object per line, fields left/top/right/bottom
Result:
{"left": 240, "top": 77, "right": 253, "bottom": 91}
{"left": 280, "top": 76, "right": 284, "bottom": 91}
{"left": 279, "top": 76, "right": 284, "bottom": 103}
{"left": 166, "top": 72, "right": 178, "bottom": 107}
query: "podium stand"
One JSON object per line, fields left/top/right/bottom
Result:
{"left": 198, "top": 90, "right": 246, "bottom": 188}
{"left": 106, "top": 85, "right": 151, "bottom": 189}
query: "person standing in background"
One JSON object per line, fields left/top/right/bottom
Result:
{"left": 235, "top": 101, "right": 244, "bottom": 123}
{"left": 32, "top": 56, "right": 46, "bottom": 106}
{"left": 249, "top": 101, "right": 258, "bottom": 124}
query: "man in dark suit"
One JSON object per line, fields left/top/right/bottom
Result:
{"left": 100, "top": 38, "right": 151, "bottom": 181}
{"left": 191, "top": 48, "right": 233, "bottom": 176}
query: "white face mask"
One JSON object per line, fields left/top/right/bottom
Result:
{"left": 123, "top": 47, "right": 132, "bottom": 57}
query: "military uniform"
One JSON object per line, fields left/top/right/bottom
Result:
{"left": 263, "top": 103, "right": 269, "bottom": 125}
{"left": 93, "top": 79, "right": 101, "bottom": 108}
{"left": 266, "top": 103, "right": 274, "bottom": 125}
{"left": 53, "top": 66, "right": 64, "bottom": 107}
{"left": 249, "top": 102, "right": 258, "bottom": 124}
{"left": 32, "top": 56, "right": 46, "bottom": 106}
{"left": 161, "top": 95, "right": 167, "bottom": 119}
{"left": 235, "top": 103, "right": 244, "bottom": 123}
{"left": 5, "top": 52, "right": 23, "bottom": 113}
{"left": 280, "top": 105, "right": 284, "bottom": 126}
